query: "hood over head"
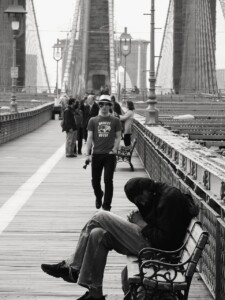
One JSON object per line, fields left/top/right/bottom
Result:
{"left": 124, "top": 177, "right": 155, "bottom": 203}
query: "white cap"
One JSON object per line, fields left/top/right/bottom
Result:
{"left": 99, "top": 94, "right": 112, "bottom": 104}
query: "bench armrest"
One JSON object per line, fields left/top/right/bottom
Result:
{"left": 138, "top": 246, "right": 184, "bottom": 264}
{"left": 139, "top": 259, "right": 186, "bottom": 282}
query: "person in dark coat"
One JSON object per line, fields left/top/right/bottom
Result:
{"left": 81, "top": 95, "right": 99, "bottom": 143}
{"left": 111, "top": 95, "right": 122, "bottom": 117}
{"left": 73, "top": 100, "right": 83, "bottom": 155}
{"left": 41, "top": 177, "right": 198, "bottom": 300}
{"left": 87, "top": 94, "right": 99, "bottom": 119}
{"left": 63, "top": 98, "right": 77, "bottom": 157}
{"left": 80, "top": 96, "right": 89, "bottom": 142}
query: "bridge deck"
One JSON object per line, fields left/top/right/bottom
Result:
{"left": 0, "top": 120, "right": 213, "bottom": 299}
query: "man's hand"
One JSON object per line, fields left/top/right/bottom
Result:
{"left": 83, "top": 156, "right": 91, "bottom": 169}
{"left": 127, "top": 210, "right": 147, "bottom": 229}
{"left": 109, "top": 149, "right": 117, "bottom": 154}
{"left": 85, "top": 155, "right": 92, "bottom": 162}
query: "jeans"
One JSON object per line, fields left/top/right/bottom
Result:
{"left": 66, "top": 130, "right": 77, "bottom": 156}
{"left": 66, "top": 211, "right": 150, "bottom": 289}
{"left": 91, "top": 154, "right": 116, "bottom": 210}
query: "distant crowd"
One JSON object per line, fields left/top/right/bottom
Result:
{"left": 59, "top": 87, "right": 135, "bottom": 158}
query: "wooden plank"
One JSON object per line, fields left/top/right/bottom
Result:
{"left": 0, "top": 120, "right": 214, "bottom": 299}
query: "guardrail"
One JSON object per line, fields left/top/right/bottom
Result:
{"left": 132, "top": 114, "right": 225, "bottom": 300}
{"left": 0, "top": 103, "right": 54, "bottom": 145}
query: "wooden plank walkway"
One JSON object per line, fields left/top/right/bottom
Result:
{"left": 0, "top": 119, "right": 213, "bottom": 299}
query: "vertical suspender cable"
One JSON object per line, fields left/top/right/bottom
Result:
{"left": 156, "top": 0, "right": 172, "bottom": 78}
{"left": 61, "top": 0, "right": 81, "bottom": 93}
{"left": 30, "top": 0, "right": 51, "bottom": 93}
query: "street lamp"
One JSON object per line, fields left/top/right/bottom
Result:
{"left": 120, "top": 27, "right": 132, "bottom": 102}
{"left": 53, "top": 39, "right": 63, "bottom": 99}
{"left": 145, "top": 0, "right": 158, "bottom": 125}
{"left": 4, "top": 0, "right": 27, "bottom": 113}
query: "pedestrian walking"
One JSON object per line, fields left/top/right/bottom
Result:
{"left": 111, "top": 95, "right": 122, "bottom": 117}
{"left": 87, "top": 94, "right": 99, "bottom": 119}
{"left": 59, "top": 94, "right": 69, "bottom": 118}
{"left": 119, "top": 101, "right": 135, "bottom": 146}
{"left": 62, "top": 98, "right": 77, "bottom": 157}
{"left": 86, "top": 94, "right": 121, "bottom": 211}
{"left": 80, "top": 95, "right": 89, "bottom": 143}
{"left": 74, "top": 100, "right": 83, "bottom": 155}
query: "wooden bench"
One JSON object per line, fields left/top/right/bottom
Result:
{"left": 116, "top": 139, "right": 137, "bottom": 171}
{"left": 126, "top": 219, "right": 209, "bottom": 300}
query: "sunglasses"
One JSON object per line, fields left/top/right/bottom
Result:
{"left": 99, "top": 102, "right": 111, "bottom": 107}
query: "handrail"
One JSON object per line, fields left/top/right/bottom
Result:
{"left": 0, "top": 103, "right": 53, "bottom": 145}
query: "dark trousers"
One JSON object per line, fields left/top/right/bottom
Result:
{"left": 83, "top": 128, "right": 88, "bottom": 142}
{"left": 124, "top": 134, "right": 131, "bottom": 146}
{"left": 74, "top": 128, "right": 83, "bottom": 154}
{"left": 91, "top": 154, "right": 116, "bottom": 210}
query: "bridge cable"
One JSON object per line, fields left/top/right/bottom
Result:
{"left": 30, "top": 0, "right": 51, "bottom": 93}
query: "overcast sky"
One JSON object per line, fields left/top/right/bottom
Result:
{"left": 34, "top": 0, "right": 170, "bottom": 87}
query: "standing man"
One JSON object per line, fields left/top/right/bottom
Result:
{"left": 87, "top": 94, "right": 99, "bottom": 119}
{"left": 86, "top": 94, "right": 121, "bottom": 211}
{"left": 62, "top": 98, "right": 77, "bottom": 158}
{"left": 83, "top": 94, "right": 99, "bottom": 143}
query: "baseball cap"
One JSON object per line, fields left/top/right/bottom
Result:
{"left": 99, "top": 94, "right": 112, "bottom": 104}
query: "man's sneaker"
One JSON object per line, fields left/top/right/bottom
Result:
{"left": 76, "top": 292, "right": 106, "bottom": 300}
{"left": 41, "top": 260, "right": 78, "bottom": 283}
{"left": 102, "top": 205, "right": 111, "bottom": 211}
{"left": 95, "top": 191, "right": 104, "bottom": 209}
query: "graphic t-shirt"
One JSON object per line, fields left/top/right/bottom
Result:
{"left": 87, "top": 115, "right": 121, "bottom": 154}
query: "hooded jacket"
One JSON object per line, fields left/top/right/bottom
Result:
{"left": 124, "top": 177, "right": 198, "bottom": 251}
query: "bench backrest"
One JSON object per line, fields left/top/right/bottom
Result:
{"left": 180, "top": 220, "right": 209, "bottom": 278}
{"left": 131, "top": 138, "right": 137, "bottom": 151}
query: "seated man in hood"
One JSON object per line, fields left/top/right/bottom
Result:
{"left": 41, "top": 177, "right": 198, "bottom": 300}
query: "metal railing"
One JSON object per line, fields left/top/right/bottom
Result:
{"left": 0, "top": 103, "right": 54, "bottom": 145}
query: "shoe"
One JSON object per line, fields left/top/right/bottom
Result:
{"left": 78, "top": 151, "right": 82, "bottom": 155}
{"left": 102, "top": 205, "right": 111, "bottom": 211}
{"left": 96, "top": 191, "right": 104, "bottom": 209}
{"left": 76, "top": 292, "right": 106, "bottom": 300}
{"left": 41, "top": 261, "right": 79, "bottom": 283}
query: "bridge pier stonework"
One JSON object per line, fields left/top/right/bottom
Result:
{"left": 156, "top": 0, "right": 217, "bottom": 95}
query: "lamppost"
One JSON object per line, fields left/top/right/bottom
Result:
{"left": 145, "top": 0, "right": 158, "bottom": 125}
{"left": 4, "top": 0, "right": 27, "bottom": 113}
{"left": 53, "top": 39, "right": 63, "bottom": 99}
{"left": 120, "top": 27, "right": 132, "bottom": 102}
{"left": 116, "top": 56, "right": 121, "bottom": 102}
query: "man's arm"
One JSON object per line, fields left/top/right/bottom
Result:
{"left": 86, "top": 130, "right": 93, "bottom": 157}
{"left": 112, "top": 131, "right": 121, "bottom": 153}
{"left": 119, "top": 111, "right": 132, "bottom": 121}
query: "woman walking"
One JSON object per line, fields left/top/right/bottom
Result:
{"left": 120, "top": 101, "right": 135, "bottom": 146}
